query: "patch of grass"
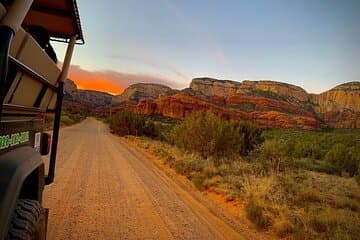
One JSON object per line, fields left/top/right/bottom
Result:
{"left": 245, "top": 196, "right": 270, "bottom": 229}
{"left": 164, "top": 155, "right": 176, "bottom": 167}
{"left": 203, "top": 175, "right": 223, "bottom": 189}
{"left": 306, "top": 208, "right": 360, "bottom": 239}
{"left": 60, "top": 115, "right": 75, "bottom": 126}
{"left": 174, "top": 156, "right": 204, "bottom": 178}
{"left": 298, "top": 187, "right": 322, "bottom": 203}
{"left": 262, "top": 128, "right": 360, "bottom": 176}
{"left": 273, "top": 218, "right": 294, "bottom": 238}
{"left": 334, "top": 198, "right": 359, "bottom": 212}
{"left": 191, "top": 173, "right": 206, "bottom": 191}
{"left": 126, "top": 135, "right": 360, "bottom": 240}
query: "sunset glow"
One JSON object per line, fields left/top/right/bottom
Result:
{"left": 68, "top": 72, "right": 123, "bottom": 95}
{"left": 67, "top": 65, "right": 180, "bottom": 95}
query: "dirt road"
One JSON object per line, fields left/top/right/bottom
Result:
{"left": 43, "top": 118, "right": 261, "bottom": 239}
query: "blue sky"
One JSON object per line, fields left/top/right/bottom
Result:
{"left": 54, "top": 0, "right": 360, "bottom": 94}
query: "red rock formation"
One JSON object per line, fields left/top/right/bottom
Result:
{"left": 225, "top": 95, "right": 314, "bottom": 117}
{"left": 108, "top": 79, "right": 360, "bottom": 129}
{"left": 134, "top": 93, "right": 321, "bottom": 129}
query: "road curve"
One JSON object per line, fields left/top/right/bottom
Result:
{"left": 43, "top": 118, "right": 251, "bottom": 239}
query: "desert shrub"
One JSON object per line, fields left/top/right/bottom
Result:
{"left": 191, "top": 173, "right": 206, "bottom": 191}
{"left": 174, "top": 156, "right": 204, "bottom": 178}
{"left": 170, "top": 111, "right": 241, "bottom": 158}
{"left": 356, "top": 166, "right": 360, "bottom": 185}
{"left": 169, "top": 111, "right": 263, "bottom": 158}
{"left": 154, "top": 123, "right": 174, "bottom": 141}
{"left": 308, "top": 160, "right": 337, "bottom": 174}
{"left": 164, "top": 155, "right": 176, "bottom": 167}
{"left": 245, "top": 196, "right": 269, "bottom": 229}
{"left": 142, "top": 120, "right": 157, "bottom": 138}
{"left": 308, "top": 210, "right": 336, "bottom": 233}
{"left": 258, "top": 140, "right": 292, "bottom": 173}
{"left": 60, "top": 115, "right": 74, "bottom": 125}
{"left": 203, "top": 175, "right": 224, "bottom": 189}
{"left": 298, "top": 187, "right": 322, "bottom": 202}
{"left": 70, "top": 113, "right": 84, "bottom": 123}
{"left": 306, "top": 208, "right": 360, "bottom": 238}
{"left": 273, "top": 218, "right": 294, "bottom": 237}
{"left": 202, "top": 162, "right": 219, "bottom": 178}
{"left": 109, "top": 110, "right": 160, "bottom": 138}
{"left": 293, "top": 141, "right": 324, "bottom": 159}
{"left": 335, "top": 198, "right": 360, "bottom": 212}
{"left": 234, "top": 122, "right": 264, "bottom": 155}
{"left": 325, "top": 144, "right": 359, "bottom": 176}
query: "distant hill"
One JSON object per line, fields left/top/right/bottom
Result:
{"left": 64, "top": 79, "right": 114, "bottom": 109}
{"left": 113, "top": 83, "right": 177, "bottom": 103}
{"left": 115, "top": 78, "right": 360, "bottom": 129}
{"left": 64, "top": 77, "right": 360, "bottom": 129}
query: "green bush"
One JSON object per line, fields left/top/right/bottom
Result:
{"left": 245, "top": 197, "right": 269, "bottom": 229}
{"left": 191, "top": 173, "right": 206, "bottom": 191}
{"left": 60, "top": 115, "right": 75, "bottom": 126}
{"left": 169, "top": 111, "right": 263, "bottom": 158}
{"left": 293, "top": 141, "right": 324, "bottom": 160}
{"left": 234, "top": 122, "right": 264, "bottom": 155}
{"left": 258, "top": 140, "right": 292, "bottom": 173}
{"left": 174, "top": 157, "right": 204, "bottom": 178}
{"left": 273, "top": 219, "right": 294, "bottom": 237}
{"left": 109, "top": 110, "right": 160, "bottom": 138}
{"left": 325, "top": 144, "right": 359, "bottom": 176}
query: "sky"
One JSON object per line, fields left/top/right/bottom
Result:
{"left": 54, "top": 0, "right": 360, "bottom": 95}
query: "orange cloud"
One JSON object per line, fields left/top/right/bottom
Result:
{"left": 68, "top": 65, "right": 182, "bottom": 95}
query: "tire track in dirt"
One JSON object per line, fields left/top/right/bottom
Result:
{"left": 43, "top": 118, "right": 268, "bottom": 240}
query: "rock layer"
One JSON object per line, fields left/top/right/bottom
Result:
{"left": 114, "top": 83, "right": 177, "bottom": 103}
{"left": 64, "top": 79, "right": 114, "bottom": 108}
{"left": 128, "top": 78, "right": 360, "bottom": 129}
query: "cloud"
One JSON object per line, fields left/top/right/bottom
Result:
{"left": 68, "top": 65, "right": 182, "bottom": 95}
{"left": 111, "top": 53, "right": 189, "bottom": 82}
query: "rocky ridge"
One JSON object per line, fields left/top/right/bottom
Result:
{"left": 114, "top": 83, "right": 177, "bottom": 103}
{"left": 118, "top": 78, "right": 360, "bottom": 129}
{"left": 64, "top": 79, "right": 114, "bottom": 108}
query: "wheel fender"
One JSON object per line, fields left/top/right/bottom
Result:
{"left": 0, "top": 146, "right": 43, "bottom": 239}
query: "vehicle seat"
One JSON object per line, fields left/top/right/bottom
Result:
{"left": 4, "top": 25, "right": 60, "bottom": 110}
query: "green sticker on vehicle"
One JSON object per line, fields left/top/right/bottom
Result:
{"left": 0, "top": 131, "right": 30, "bottom": 150}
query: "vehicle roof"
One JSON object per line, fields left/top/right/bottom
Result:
{"left": 22, "top": 0, "right": 84, "bottom": 44}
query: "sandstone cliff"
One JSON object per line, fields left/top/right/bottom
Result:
{"left": 190, "top": 78, "right": 310, "bottom": 105}
{"left": 310, "top": 82, "right": 360, "bottom": 128}
{"left": 129, "top": 78, "right": 359, "bottom": 129}
{"left": 134, "top": 93, "right": 320, "bottom": 129}
{"left": 65, "top": 77, "right": 359, "bottom": 129}
{"left": 64, "top": 79, "right": 114, "bottom": 108}
{"left": 114, "top": 83, "right": 177, "bottom": 103}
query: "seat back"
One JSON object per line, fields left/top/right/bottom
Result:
{"left": 4, "top": 25, "right": 60, "bottom": 111}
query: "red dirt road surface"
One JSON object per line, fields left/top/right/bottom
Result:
{"left": 43, "top": 118, "right": 268, "bottom": 240}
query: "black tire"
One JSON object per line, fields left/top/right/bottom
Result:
{"left": 7, "top": 199, "right": 46, "bottom": 240}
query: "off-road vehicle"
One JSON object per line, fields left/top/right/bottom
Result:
{"left": 0, "top": 1, "right": 84, "bottom": 239}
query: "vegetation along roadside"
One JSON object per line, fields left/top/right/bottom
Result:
{"left": 109, "top": 110, "right": 360, "bottom": 240}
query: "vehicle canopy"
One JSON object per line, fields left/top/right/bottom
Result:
{"left": 22, "top": 0, "right": 84, "bottom": 44}
{"left": 1, "top": 0, "right": 84, "bottom": 43}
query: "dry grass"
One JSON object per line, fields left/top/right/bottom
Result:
{"left": 127, "top": 136, "right": 360, "bottom": 240}
{"left": 242, "top": 172, "right": 360, "bottom": 239}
